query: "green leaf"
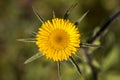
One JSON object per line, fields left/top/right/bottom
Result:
{"left": 17, "top": 38, "right": 36, "bottom": 43}
{"left": 24, "top": 52, "right": 43, "bottom": 64}
{"left": 88, "top": 37, "right": 101, "bottom": 54}
{"left": 80, "top": 43, "right": 100, "bottom": 48}
{"left": 32, "top": 6, "right": 45, "bottom": 23}
{"left": 74, "top": 10, "right": 89, "bottom": 26}
{"left": 53, "top": 10, "right": 56, "bottom": 18}
{"left": 103, "top": 46, "right": 119, "bottom": 70}
{"left": 69, "top": 56, "right": 82, "bottom": 75}
{"left": 64, "top": 3, "right": 77, "bottom": 19}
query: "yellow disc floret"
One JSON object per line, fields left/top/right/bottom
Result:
{"left": 36, "top": 18, "right": 80, "bottom": 61}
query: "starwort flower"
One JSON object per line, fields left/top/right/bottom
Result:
{"left": 17, "top": 2, "right": 120, "bottom": 80}
{"left": 36, "top": 18, "right": 80, "bottom": 61}
{"left": 18, "top": 3, "right": 94, "bottom": 80}
{"left": 17, "top": 3, "right": 89, "bottom": 63}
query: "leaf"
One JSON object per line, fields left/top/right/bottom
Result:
{"left": 52, "top": 10, "right": 56, "bottom": 18}
{"left": 69, "top": 56, "right": 82, "bottom": 75}
{"left": 64, "top": 3, "right": 78, "bottom": 19}
{"left": 24, "top": 52, "right": 43, "bottom": 64}
{"left": 32, "top": 6, "right": 45, "bottom": 23}
{"left": 80, "top": 43, "right": 101, "bottom": 48}
{"left": 74, "top": 10, "right": 89, "bottom": 26}
{"left": 88, "top": 38, "right": 101, "bottom": 53}
{"left": 17, "top": 38, "right": 36, "bottom": 43}
{"left": 103, "top": 46, "right": 119, "bottom": 70}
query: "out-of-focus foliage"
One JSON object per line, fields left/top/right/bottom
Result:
{"left": 0, "top": 0, "right": 120, "bottom": 80}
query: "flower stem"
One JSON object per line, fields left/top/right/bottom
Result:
{"left": 57, "top": 61, "right": 62, "bottom": 80}
{"left": 84, "top": 10, "right": 120, "bottom": 80}
{"left": 83, "top": 48, "right": 98, "bottom": 80}
{"left": 88, "top": 10, "right": 120, "bottom": 43}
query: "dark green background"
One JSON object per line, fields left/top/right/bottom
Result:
{"left": 0, "top": 0, "right": 120, "bottom": 80}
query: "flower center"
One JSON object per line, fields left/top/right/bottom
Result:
{"left": 49, "top": 29, "right": 69, "bottom": 49}
{"left": 55, "top": 35, "right": 63, "bottom": 43}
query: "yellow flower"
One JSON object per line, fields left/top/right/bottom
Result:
{"left": 36, "top": 18, "right": 80, "bottom": 61}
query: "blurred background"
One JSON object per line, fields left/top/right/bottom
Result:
{"left": 0, "top": 0, "right": 120, "bottom": 80}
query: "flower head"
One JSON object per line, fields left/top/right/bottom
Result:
{"left": 36, "top": 18, "right": 80, "bottom": 61}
